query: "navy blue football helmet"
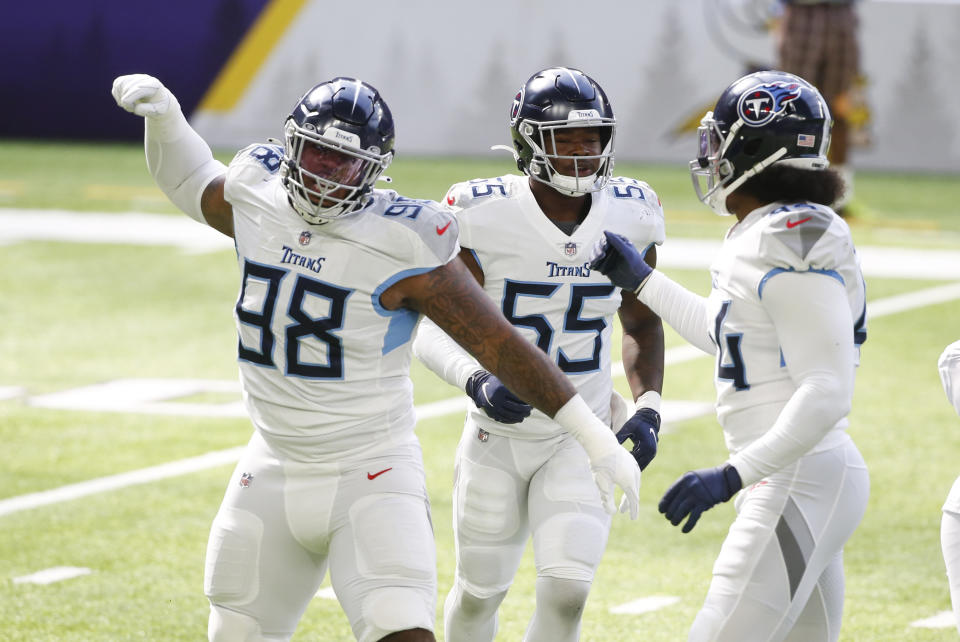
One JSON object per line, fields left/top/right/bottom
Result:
{"left": 509, "top": 67, "right": 615, "bottom": 196}
{"left": 690, "top": 70, "right": 831, "bottom": 215}
{"left": 280, "top": 77, "right": 395, "bottom": 224}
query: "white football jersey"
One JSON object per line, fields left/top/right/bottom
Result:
{"left": 444, "top": 174, "right": 665, "bottom": 438}
{"left": 223, "top": 143, "right": 459, "bottom": 462}
{"left": 706, "top": 201, "right": 866, "bottom": 452}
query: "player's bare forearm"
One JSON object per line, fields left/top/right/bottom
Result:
{"left": 619, "top": 294, "right": 665, "bottom": 398}
{"left": 404, "top": 259, "right": 575, "bottom": 416}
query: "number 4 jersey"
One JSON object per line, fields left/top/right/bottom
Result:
{"left": 706, "top": 201, "right": 867, "bottom": 453}
{"left": 224, "top": 144, "right": 459, "bottom": 462}
{"left": 443, "top": 174, "right": 665, "bottom": 439}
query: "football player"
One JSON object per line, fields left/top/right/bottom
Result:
{"left": 111, "top": 74, "right": 641, "bottom": 642}
{"left": 938, "top": 340, "right": 960, "bottom": 634}
{"left": 590, "top": 70, "right": 870, "bottom": 641}
{"left": 412, "top": 67, "right": 665, "bottom": 642}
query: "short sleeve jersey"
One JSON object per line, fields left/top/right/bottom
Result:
{"left": 444, "top": 174, "right": 665, "bottom": 438}
{"left": 223, "top": 143, "right": 459, "bottom": 461}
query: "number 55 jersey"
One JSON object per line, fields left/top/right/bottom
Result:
{"left": 443, "top": 173, "right": 665, "bottom": 437}
{"left": 224, "top": 143, "right": 459, "bottom": 462}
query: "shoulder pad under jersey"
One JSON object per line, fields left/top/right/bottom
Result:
{"left": 604, "top": 177, "right": 662, "bottom": 208}
{"left": 230, "top": 143, "right": 284, "bottom": 175}
{"left": 443, "top": 174, "right": 525, "bottom": 211}
{"left": 371, "top": 191, "right": 459, "bottom": 263}
{"left": 760, "top": 202, "right": 851, "bottom": 269}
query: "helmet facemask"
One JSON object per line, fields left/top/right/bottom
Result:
{"left": 517, "top": 115, "right": 615, "bottom": 196}
{"left": 281, "top": 119, "right": 393, "bottom": 225}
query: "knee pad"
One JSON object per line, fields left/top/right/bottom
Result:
{"left": 358, "top": 587, "right": 435, "bottom": 642}
{"left": 533, "top": 513, "right": 607, "bottom": 582}
{"left": 204, "top": 507, "right": 264, "bottom": 607}
{"left": 208, "top": 605, "right": 274, "bottom": 642}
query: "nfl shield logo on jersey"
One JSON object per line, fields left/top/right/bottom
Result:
{"left": 239, "top": 472, "right": 254, "bottom": 488}
{"left": 477, "top": 428, "right": 489, "bottom": 442}
{"left": 563, "top": 242, "right": 578, "bottom": 257}
{"left": 298, "top": 230, "right": 312, "bottom": 246}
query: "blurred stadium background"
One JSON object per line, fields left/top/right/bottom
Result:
{"left": 2, "top": 1, "right": 960, "bottom": 640}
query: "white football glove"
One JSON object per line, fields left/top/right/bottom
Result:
{"left": 590, "top": 446, "right": 641, "bottom": 518}
{"left": 111, "top": 74, "right": 179, "bottom": 118}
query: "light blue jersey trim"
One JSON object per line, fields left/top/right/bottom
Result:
{"left": 758, "top": 267, "right": 844, "bottom": 299}
{"left": 372, "top": 266, "right": 436, "bottom": 355}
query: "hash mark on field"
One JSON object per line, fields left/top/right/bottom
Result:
{"left": 14, "top": 566, "right": 91, "bottom": 585}
{"left": 610, "top": 595, "right": 680, "bottom": 614}
{"left": 910, "top": 610, "right": 955, "bottom": 628}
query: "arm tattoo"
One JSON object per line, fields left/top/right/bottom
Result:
{"left": 413, "top": 262, "right": 573, "bottom": 415}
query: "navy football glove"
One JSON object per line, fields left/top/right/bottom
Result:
{"left": 659, "top": 464, "right": 742, "bottom": 533}
{"left": 589, "top": 231, "right": 653, "bottom": 293}
{"left": 615, "top": 408, "right": 660, "bottom": 471}
{"left": 465, "top": 370, "right": 532, "bottom": 424}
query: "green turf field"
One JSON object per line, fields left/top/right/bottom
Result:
{"left": 2, "top": 142, "right": 960, "bottom": 640}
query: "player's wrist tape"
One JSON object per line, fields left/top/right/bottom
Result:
{"left": 633, "top": 390, "right": 661, "bottom": 414}
{"left": 553, "top": 393, "right": 619, "bottom": 460}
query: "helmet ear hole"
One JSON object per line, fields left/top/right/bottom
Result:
{"left": 743, "top": 137, "right": 763, "bottom": 156}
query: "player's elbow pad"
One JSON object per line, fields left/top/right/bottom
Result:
{"left": 145, "top": 112, "right": 226, "bottom": 224}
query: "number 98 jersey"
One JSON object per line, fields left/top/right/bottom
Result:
{"left": 224, "top": 144, "right": 459, "bottom": 462}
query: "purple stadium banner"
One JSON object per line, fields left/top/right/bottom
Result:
{"left": 0, "top": 0, "right": 268, "bottom": 141}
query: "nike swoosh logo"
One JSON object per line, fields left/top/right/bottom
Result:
{"left": 786, "top": 216, "right": 812, "bottom": 229}
{"left": 436, "top": 221, "right": 452, "bottom": 235}
{"left": 367, "top": 467, "right": 393, "bottom": 480}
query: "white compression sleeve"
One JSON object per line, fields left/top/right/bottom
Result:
{"left": 144, "top": 102, "right": 226, "bottom": 224}
{"left": 412, "top": 317, "right": 483, "bottom": 391}
{"left": 727, "top": 271, "right": 855, "bottom": 486}
{"left": 637, "top": 270, "right": 716, "bottom": 355}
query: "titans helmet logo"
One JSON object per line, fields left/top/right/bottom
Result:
{"left": 511, "top": 88, "right": 524, "bottom": 124}
{"left": 736, "top": 82, "right": 802, "bottom": 127}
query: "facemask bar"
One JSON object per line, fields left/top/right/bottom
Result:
{"left": 689, "top": 112, "right": 735, "bottom": 215}
{"left": 519, "top": 117, "right": 615, "bottom": 196}
{"left": 281, "top": 120, "right": 393, "bottom": 224}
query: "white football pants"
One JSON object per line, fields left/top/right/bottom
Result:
{"left": 203, "top": 431, "right": 436, "bottom": 642}
{"left": 689, "top": 437, "right": 869, "bottom": 642}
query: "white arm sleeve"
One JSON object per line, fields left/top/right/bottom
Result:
{"left": 144, "top": 103, "right": 226, "bottom": 224}
{"left": 938, "top": 340, "right": 960, "bottom": 417}
{"left": 637, "top": 270, "right": 715, "bottom": 354}
{"left": 412, "top": 317, "right": 482, "bottom": 391}
{"left": 728, "top": 271, "right": 855, "bottom": 486}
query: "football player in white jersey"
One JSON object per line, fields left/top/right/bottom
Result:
{"left": 937, "top": 341, "right": 960, "bottom": 634}
{"left": 590, "top": 70, "right": 870, "bottom": 641}
{"left": 111, "top": 74, "right": 642, "bottom": 642}
{"left": 412, "top": 67, "right": 665, "bottom": 642}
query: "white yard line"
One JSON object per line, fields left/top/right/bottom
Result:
{"left": 609, "top": 595, "right": 681, "bottom": 614}
{"left": 910, "top": 610, "right": 956, "bottom": 629}
{"left": 13, "top": 566, "right": 91, "bottom": 585}
{"left": 3, "top": 208, "right": 960, "bottom": 519}
{"left": 4, "top": 209, "right": 960, "bottom": 279}
{"left": 2, "top": 281, "right": 959, "bottom": 518}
